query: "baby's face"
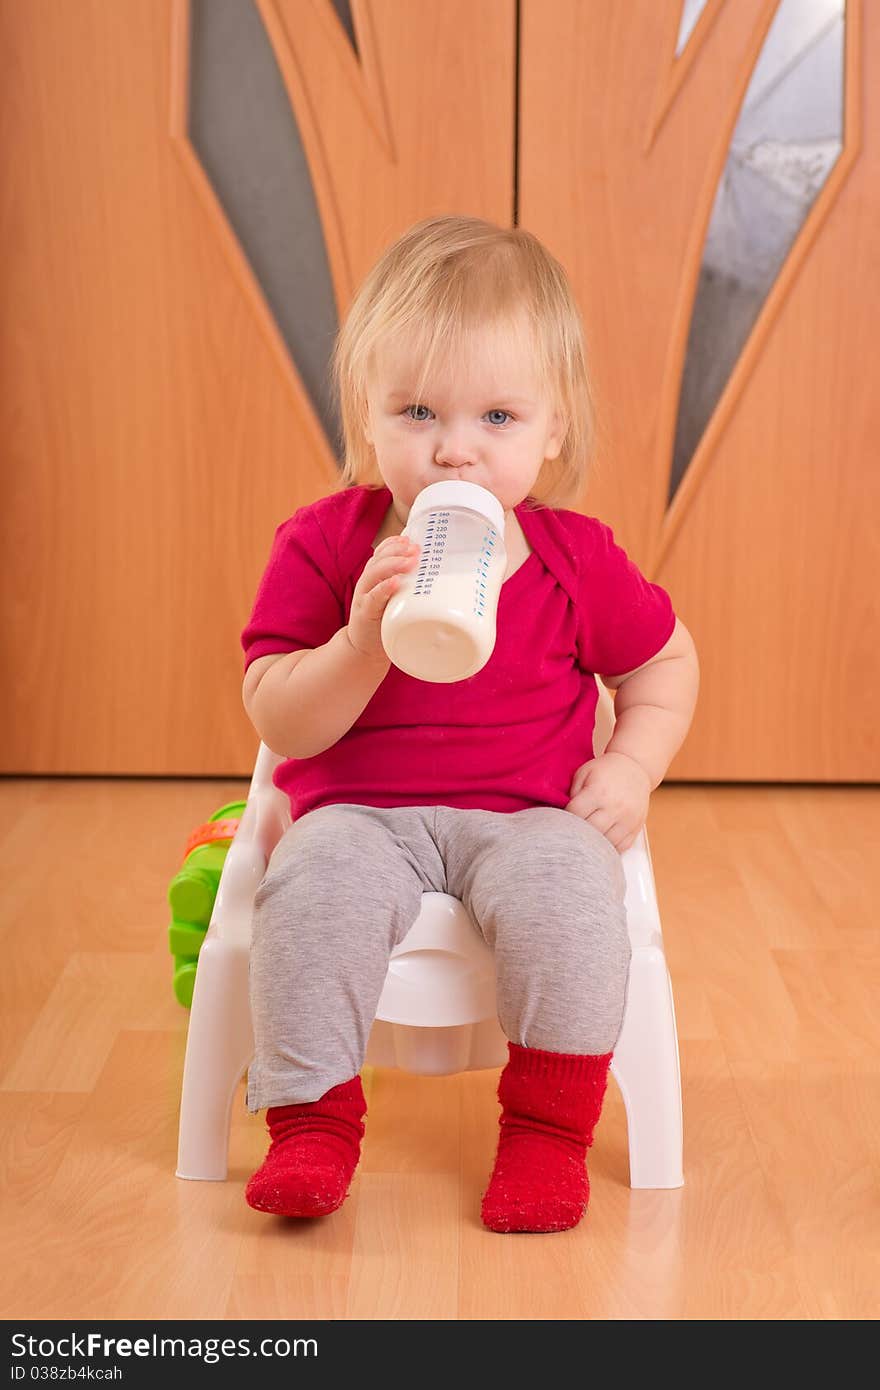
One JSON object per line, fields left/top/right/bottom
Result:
{"left": 363, "top": 315, "right": 565, "bottom": 518}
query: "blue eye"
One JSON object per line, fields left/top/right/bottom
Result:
{"left": 402, "top": 405, "right": 514, "bottom": 427}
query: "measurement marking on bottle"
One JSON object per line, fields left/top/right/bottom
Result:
{"left": 413, "top": 513, "right": 498, "bottom": 609}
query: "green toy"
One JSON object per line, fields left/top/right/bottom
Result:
{"left": 167, "top": 800, "right": 246, "bottom": 1007}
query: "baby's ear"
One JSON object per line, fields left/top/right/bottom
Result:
{"left": 545, "top": 409, "right": 568, "bottom": 460}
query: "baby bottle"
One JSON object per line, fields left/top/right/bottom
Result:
{"left": 380, "top": 480, "right": 507, "bottom": 682}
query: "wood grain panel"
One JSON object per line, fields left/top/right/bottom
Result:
{"left": 5, "top": 0, "right": 874, "bottom": 780}
{"left": 520, "top": 0, "right": 878, "bottom": 779}
{"left": 0, "top": 0, "right": 515, "bottom": 773}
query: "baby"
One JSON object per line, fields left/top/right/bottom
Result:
{"left": 239, "top": 215, "right": 699, "bottom": 1233}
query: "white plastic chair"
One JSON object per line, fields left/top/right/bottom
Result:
{"left": 176, "top": 681, "right": 684, "bottom": 1188}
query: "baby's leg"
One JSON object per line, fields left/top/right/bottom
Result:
{"left": 438, "top": 805, "right": 630, "bottom": 1232}
{"left": 246, "top": 802, "right": 445, "bottom": 1111}
{"left": 439, "top": 805, "right": 630, "bottom": 1053}
{"left": 244, "top": 802, "right": 444, "bottom": 1218}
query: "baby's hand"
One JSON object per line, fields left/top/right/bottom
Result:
{"left": 564, "top": 752, "right": 652, "bottom": 854}
{"left": 347, "top": 536, "right": 421, "bottom": 664}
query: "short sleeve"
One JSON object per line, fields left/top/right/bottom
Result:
{"left": 240, "top": 507, "right": 345, "bottom": 672}
{"left": 576, "top": 520, "right": 676, "bottom": 678}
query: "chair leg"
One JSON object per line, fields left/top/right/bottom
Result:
{"left": 611, "top": 946, "right": 684, "bottom": 1189}
{"left": 176, "top": 936, "right": 254, "bottom": 1181}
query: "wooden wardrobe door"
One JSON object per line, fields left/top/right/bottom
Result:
{"left": 520, "top": 0, "right": 876, "bottom": 780}
{"left": 0, "top": 0, "right": 515, "bottom": 773}
{"left": 6, "top": 1, "right": 873, "bottom": 781}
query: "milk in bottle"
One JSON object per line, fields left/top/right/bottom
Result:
{"left": 380, "top": 480, "right": 507, "bottom": 683}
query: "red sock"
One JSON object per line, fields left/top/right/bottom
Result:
{"left": 480, "top": 1043, "right": 613, "bottom": 1233}
{"left": 245, "top": 1075, "right": 367, "bottom": 1218}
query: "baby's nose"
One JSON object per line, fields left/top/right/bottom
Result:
{"left": 435, "top": 447, "right": 475, "bottom": 468}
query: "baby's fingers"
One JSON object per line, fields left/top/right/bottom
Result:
{"left": 374, "top": 573, "right": 405, "bottom": 597}
{"left": 361, "top": 546, "right": 419, "bottom": 595}
{"left": 371, "top": 541, "right": 420, "bottom": 575}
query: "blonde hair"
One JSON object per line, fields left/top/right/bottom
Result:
{"left": 329, "top": 215, "right": 600, "bottom": 510}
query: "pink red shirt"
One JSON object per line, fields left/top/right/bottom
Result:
{"left": 241, "top": 484, "right": 676, "bottom": 823}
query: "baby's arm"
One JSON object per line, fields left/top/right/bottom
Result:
{"left": 243, "top": 630, "right": 390, "bottom": 760}
{"left": 567, "top": 618, "right": 699, "bottom": 851}
{"left": 602, "top": 617, "right": 700, "bottom": 790}
{"left": 242, "top": 534, "right": 420, "bottom": 760}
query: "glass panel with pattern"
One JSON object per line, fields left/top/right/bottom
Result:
{"left": 671, "top": 0, "right": 845, "bottom": 502}
{"left": 189, "top": 0, "right": 345, "bottom": 460}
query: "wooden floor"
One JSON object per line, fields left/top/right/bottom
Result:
{"left": 0, "top": 777, "right": 878, "bottom": 1321}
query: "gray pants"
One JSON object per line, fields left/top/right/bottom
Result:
{"left": 246, "top": 803, "right": 631, "bottom": 1111}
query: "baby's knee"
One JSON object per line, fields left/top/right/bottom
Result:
{"left": 510, "top": 807, "right": 626, "bottom": 897}
{"left": 472, "top": 819, "right": 622, "bottom": 946}
{"left": 255, "top": 805, "right": 368, "bottom": 908}
{"left": 253, "top": 805, "right": 424, "bottom": 951}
